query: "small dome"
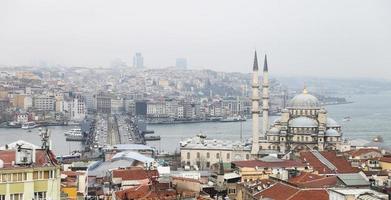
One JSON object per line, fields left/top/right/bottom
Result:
{"left": 288, "top": 88, "right": 320, "bottom": 108}
{"left": 325, "top": 129, "right": 340, "bottom": 137}
{"left": 268, "top": 127, "right": 280, "bottom": 135}
{"left": 327, "top": 118, "right": 340, "bottom": 127}
{"left": 273, "top": 118, "right": 281, "bottom": 124}
{"left": 289, "top": 117, "right": 318, "bottom": 127}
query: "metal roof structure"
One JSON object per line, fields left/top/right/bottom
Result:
{"left": 111, "top": 151, "right": 154, "bottom": 164}
{"left": 337, "top": 173, "right": 370, "bottom": 187}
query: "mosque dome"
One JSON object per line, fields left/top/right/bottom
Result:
{"left": 289, "top": 117, "right": 318, "bottom": 127}
{"left": 325, "top": 129, "right": 341, "bottom": 137}
{"left": 268, "top": 127, "right": 280, "bottom": 135}
{"left": 288, "top": 88, "right": 320, "bottom": 108}
{"left": 327, "top": 118, "right": 340, "bottom": 127}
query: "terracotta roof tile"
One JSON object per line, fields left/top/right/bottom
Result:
{"left": 289, "top": 172, "right": 323, "bottom": 183}
{"left": 379, "top": 156, "right": 391, "bottom": 163}
{"left": 112, "top": 167, "right": 158, "bottom": 181}
{"left": 288, "top": 189, "right": 328, "bottom": 200}
{"left": 255, "top": 183, "right": 299, "bottom": 200}
{"left": 0, "top": 149, "right": 57, "bottom": 169}
{"left": 115, "top": 185, "right": 177, "bottom": 200}
{"left": 347, "top": 149, "right": 381, "bottom": 158}
{"left": 289, "top": 172, "right": 337, "bottom": 188}
{"left": 300, "top": 151, "right": 358, "bottom": 174}
{"left": 233, "top": 159, "right": 305, "bottom": 168}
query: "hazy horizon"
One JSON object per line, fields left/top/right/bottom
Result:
{"left": 1, "top": 0, "right": 390, "bottom": 79}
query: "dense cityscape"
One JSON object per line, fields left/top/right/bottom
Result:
{"left": 0, "top": 51, "right": 390, "bottom": 200}
{"left": 1, "top": 1, "right": 391, "bottom": 200}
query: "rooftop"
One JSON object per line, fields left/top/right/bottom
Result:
{"left": 180, "top": 135, "right": 251, "bottom": 151}
{"left": 112, "top": 167, "right": 158, "bottom": 181}
{"left": 0, "top": 149, "right": 57, "bottom": 169}
{"left": 300, "top": 151, "right": 359, "bottom": 174}
{"left": 232, "top": 159, "right": 305, "bottom": 168}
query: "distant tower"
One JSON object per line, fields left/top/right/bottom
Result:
{"left": 133, "top": 52, "right": 144, "bottom": 68}
{"left": 251, "top": 51, "right": 260, "bottom": 155}
{"left": 176, "top": 58, "right": 188, "bottom": 69}
{"left": 262, "top": 54, "right": 270, "bottom": 137}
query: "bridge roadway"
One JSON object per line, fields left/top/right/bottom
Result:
{"left": 92, "top": 114, "right": 145, "bottom": 149}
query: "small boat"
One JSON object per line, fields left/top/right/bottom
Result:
{"left": 342, "top": 116, "right": 352, "bottom": 122}
{"left": 21, "top": 122, "right": 37, "bottom": 129}
{"left": 145, "top": 135, "right": 161, "bottom": 141}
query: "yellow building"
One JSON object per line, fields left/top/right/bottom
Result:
{"left": 0, "top": 147, "right": 61, "bottom": 200}
{"left": 379, "top": 157, "right": 391, "bottom": 170}
{"left": 232, "top": 157, "right": 307, "bottom": 182}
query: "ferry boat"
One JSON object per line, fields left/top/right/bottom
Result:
{"left": 64, "top": 128, "right": 82, "bottom": 136}
{"left": 65, "top": 129, "right": 84, "bottom": 141}
{"left": 219, "top": 116, "right": 246, "bottom": 122}
{"left": 21, "top": 122, "right": 37, "bottom": 129}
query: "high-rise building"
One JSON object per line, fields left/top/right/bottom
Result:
{"left": 176, "top": 58, "right": 187, "bottom": 69}
{"left": 133, "top": 52, "right": 144, "bottom": 68}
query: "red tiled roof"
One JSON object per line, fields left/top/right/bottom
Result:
{"left": 288, "top": 189, "right": 329, "bottom": 200}
{"left": 0, "top": 149, "right": 57, "bottom": 169}
{"left": 233, "top": 159, "right": 305, "bottom": 168}
{"left": 296, "top": 176, "right": 338, "bottom": 188}
{"left": 255, "top": 182, "right": 329, "bottom": 200}
{"left": 62, "top": 171, "right": 84, "bottom": 177}
{"left": 172, "top": 176, "right": 202, "bottom": 183}
{"left": 379, "top": 156, "right": 391, "bottom": 163}
{"left": 255, "top": 183, "right": 299, "bottom": 200}
{"left": 112, "top": 167, "right": 158, "bottom": 181}
{"left": 347, "top": 149, "right": 382, "bottom": 158}
{"left": 300, "top": 151, "right": 358, "bottom": 174}
{"left": 289, "top": 172, "right": 337, "bottom": 188}
{"left": 289, "top": 172, "right": 323, "bottom": 183}
{"left": 115, "top": 185, "right": 177, "bottom": 200}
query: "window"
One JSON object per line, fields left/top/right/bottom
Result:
{"left": 197, "top": 152, "right": 200, "bottom": 159}
{"left": 206, "top": 162, "right": 210, "bottom": 168}
{"left": 206, "top": 152, "right": 210, "bottom": 158}
{"left": 228, "top": 189, "right": 236, "bottom": 194}
{"left": 1, "top": 174, "right": 6, "bottom": 182}
{"left": 246, "top": 154, "right": 250, "bottom": 160}
{"left": 186, "top": 152, "right": 190, "bottom": 159}
{"left": 33, "top": 171, "right": 39, "bottom": 180}
{"left": 10, "top": 193, "right": 23, "bottom": 200}
{"left": 216, "top": 153, "right": 220, "bottom": 159}
{"left": 34, "top": 192, "right": 46, "bottom": 200}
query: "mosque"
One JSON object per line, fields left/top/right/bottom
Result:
{"left": 250, "top": 51, "right": 343, "bottom": 155}
{"left": 180, "top": 52, "right": 344, "bottom": 169}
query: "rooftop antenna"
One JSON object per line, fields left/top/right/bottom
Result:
{"left": 39, "top": 127, "right": 51, "bottom": 151}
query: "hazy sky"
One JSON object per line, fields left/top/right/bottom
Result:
{"left": 0, "top": 0, "right": 390, "bottom": 79}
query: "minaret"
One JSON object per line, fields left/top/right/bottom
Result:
{"left": 262, "top": 54, "right": 269, "bottom": 137}
{"left": 251, "top": 51, "right": 260, "bottom": 155}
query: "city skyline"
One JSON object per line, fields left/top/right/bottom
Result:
{"left": 0, "top": 0, "right": 390, "bottom": 79}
